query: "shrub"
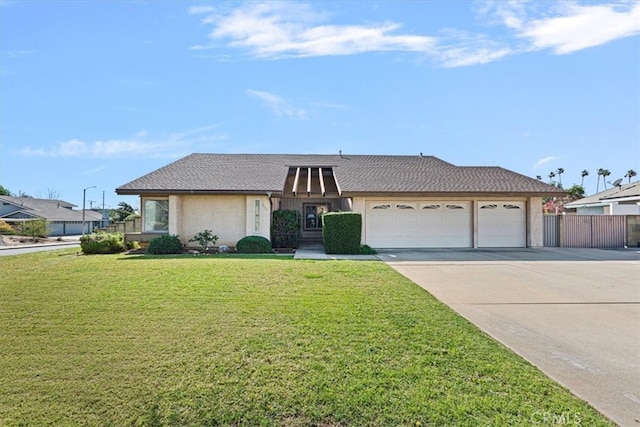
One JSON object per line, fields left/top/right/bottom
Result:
{"left": 0, "top": 220, "right": 16, "bottom": 235}
{"left": 20, "top": 219, "right": 50, "bottom": 241}
{"left": 147, "top": 234, "right": 183, "bottom": 255}
{"left": 236, "top": 235, "right": 272, "bottom": 253}
{"left": 188, "top": 229, "right": 219, "bottom": 252}
{"left": 271, "top": 210, "right": 301, "bottom": 248}
{"left": 360, "top": 244, "right": 377, "bottom": 255}
{"left": 80, "top": 233, "right": 126, "bottom": 254}
{"left": 322, "top": 212, "right": 362, "bottom": 255}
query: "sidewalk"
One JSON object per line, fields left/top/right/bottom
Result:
{"left": 293, "top": 242, "right": 378, "bottom": 260}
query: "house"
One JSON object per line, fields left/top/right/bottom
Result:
{"left": 115, "top": 153, "right": 565, "bottom": 248}
{"left": 564, "top": 181, "right": 640, "bottom": 215}
{"left": 0, "top": 196, "right": 105, "bottom": 236}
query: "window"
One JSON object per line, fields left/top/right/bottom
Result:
{"left": 480, "top": 204, "right": 498, "bottom": 209}
{"left": 304, "top": 204, "right": 329, "bottom": 230}
{"left": 422, "top": 204, "right": 441, "bottom": 210}
{"left": 446, "top": 204, "right": 465, "bottom": 210}
{"left": 372, "top": 204, "right": 391, "bottom": 210}
{"left": 396, "top": 204, "right": 415, "bottom": 210}
{"left": 504, "top": 204, "right": 521, "bottom": 209}
{"left": 254, "top": 200, "right": 261, "bottom": 233}
{"left": 143, "top": 199, "right": 169, "bottom": 232}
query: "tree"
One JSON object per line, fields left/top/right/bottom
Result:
{"left": 580, "top": 170, "right": 589, "bottom": 187}
{"left": 0, "top": 184, "right": 11, "bottom": 196}
{"left": 625, "top": 169, "right": 637, "bottom": 183}
{"left": 110, "top": 202, "right": 136, "bottom": 222}
{"left": 596, "top": 168, "right": 604, "bottom": 192}
{"left": 548, "top": 171, "right": 556, "bottom": 184}
{"left": 565, "top": 184, "right": 585, "bottom": 201}
{"left": 602, "top": 169, "right": 611, "bottom": 189}
{"left": 536, "top": 175, "right": 542, "bottom": 181}
{"left": 20, "top": 219, "right": 50, "bottom": 242}
{"left": 556, "top": 168, "right": 564, "bottom": 188}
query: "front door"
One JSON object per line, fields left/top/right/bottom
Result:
{"left": 304, "top": 203, "right": 329, "bottom": 232}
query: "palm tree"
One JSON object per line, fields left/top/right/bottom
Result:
{"left": 625, "top": 169, "right": 637, "bottom": 183}
{"left": 596, "top": 168, "right": 604, "bottom": 192}
{"left": 602, "top": 169, "right": 611, "bottom": 189}
{"left": 580, "top": 170, "right": 589, "bottom": 187}
{"left": 536, "top": 175, "right": 542, "bottom": 181}
{"left": 556, "top": 167, "right": 564, "bottom": 187}
{"left": 548, "top": 171, "right": 556, "bottom": 184}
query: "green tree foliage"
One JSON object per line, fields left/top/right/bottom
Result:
{"left": 20, "top": 219, "right": 49, "bottom": 241}
{"left": 625, "top": 169, "right": 637, "bottom": 183}
{"left": 0, "top": 184, "right": 11, "bottom": 196}
{"left": 580, "top": 170, "right": 589, "bottom": 187}
{"left": 110, "top": 202, "right": 136, "bottom": 222}
{"left": 565, "top": 184, "right": 585, "bottom": 201}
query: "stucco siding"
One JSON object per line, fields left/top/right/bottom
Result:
{"left": 527, "top": 197, "right": 543, "bottom": 247}
{"left": 178, "top": 195, "right": 247, "bottom": 246}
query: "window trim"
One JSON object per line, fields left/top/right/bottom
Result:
{"left": 142, "top": 197, "right": 169, "bottom": 233}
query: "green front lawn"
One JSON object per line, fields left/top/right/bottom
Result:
{"left": 0, "top": 250, "right": 612, "bottom": 426}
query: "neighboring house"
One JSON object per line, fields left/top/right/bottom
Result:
{"left": 564, "top": 181, "right": 640, "bottom": 215}
{"left": 116, "top": 153, "right": 565, "bottom": 248}
{"left": 0, "top": 196, "right": 104, "bottom": 236}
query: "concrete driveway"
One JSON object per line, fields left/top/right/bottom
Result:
{"left": 379, "top": 247, "right": 640, "bottom": 427}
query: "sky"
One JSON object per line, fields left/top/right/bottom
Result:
{"left": 1, "top": 0, "right": 639, "bottom": 210}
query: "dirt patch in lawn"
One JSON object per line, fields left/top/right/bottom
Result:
{"left": 0, "top": 234, "right": 70, "bottom": 247}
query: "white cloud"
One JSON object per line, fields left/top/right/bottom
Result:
{"left": 247, "top": 89, "right": 308, "bottom": 119}
{"left": 189, "top": 1, "right": 640, "bottom": 67}
{"left": 523, "top": 2, "right": 640, "bottom": 54}
{"left": 193, "top": 2, "right": 435, "bottom": 59}
{"left": 534, "top": 156, "right": 560, "bottom": 169}
{"left": 17, "top": 126, "right": 228, "bottom": 159}
{"left": 497, "top": 1, "right": 640, "bottom": 54}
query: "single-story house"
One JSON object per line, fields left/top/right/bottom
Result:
{"left": 0, "top": 196, "right": 105, "bottom": 236}
{"left": 116, "top": 153, "right": 565, "bottom": 248}
{"left": 564, "top": 181, "right": 640, "bottom": 215}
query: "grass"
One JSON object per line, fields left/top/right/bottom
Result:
{"left": 0, "top": 250, "right": 613, "bottom": 426}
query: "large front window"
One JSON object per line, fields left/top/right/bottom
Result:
{"left": 143, "top": 199, "right": 169, "bottom": 232}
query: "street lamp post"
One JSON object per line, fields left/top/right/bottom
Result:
{"left": 82, "top": 186, "right": 96, "bottom": 236}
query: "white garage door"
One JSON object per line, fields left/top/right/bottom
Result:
{"left": 366, "top": 201, "right": 472, "bottom": 248}
{"left": 478, "top": 202, "right": 526, "bottom": 247}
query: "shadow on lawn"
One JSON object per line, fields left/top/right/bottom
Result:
{"left": 117, "top": 253, "right": 295, "bottom": 261}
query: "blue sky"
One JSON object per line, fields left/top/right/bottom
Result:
{"left": 1, "top": 0, "right": 639, "bottom": 209}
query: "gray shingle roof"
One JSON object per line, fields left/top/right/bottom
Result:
{"left": 116, "top": 153, "right": 564, "bottom": 195}
{"left": 0, "top": 196, "right": 102, "bottom": 221}
{"left": 565, "top": 181, "right": 640, "bottom": 207}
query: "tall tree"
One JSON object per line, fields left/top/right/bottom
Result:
{"left": 556, "top": 167, "right": 564, "bottom": 187}
{"left": 536, "top": 175, "right": 542, "bottom": 181}
{"left": 0, "top": 184, "right": 11, "bottom": 196}
{"left": 602, "top": 169, "right": 611, "bottom": 189}
{"left": 625, "top": 169, "right": 637, "bottom": 183}
{"left": 565, "top": 184, "right": 585, "bottom": 201}
{"left": 580, "top": 170, "right": 589, "bottom": 187}
{"left": 548, "top": 171, "right": 556, "bottom": 184}
{"left": 596, "top": 168, "right": 604, "bottom": 192}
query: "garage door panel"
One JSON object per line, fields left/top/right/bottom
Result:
{"left": 367, "top": 201, "right": 471, "bottom": 248}
{"left": 478, "top": 202, "right": 526, "bottom": 247}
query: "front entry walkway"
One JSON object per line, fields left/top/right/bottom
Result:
{"left": 293, "top": 242, "right": 378, "bottom": 260}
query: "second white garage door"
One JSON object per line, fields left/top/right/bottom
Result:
{"left": 478, "top": 202, "right": 526, "bottom": 247}
{"left": 366, "top": 201, "right": 472, "bottom": 248}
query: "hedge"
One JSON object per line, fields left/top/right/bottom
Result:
{"left": 271, "top": 210, "right": 301, "bottom": 248}
{"left": 80, "top": 233, "right": 126, "bottom": 254}
{"left": 322, "top": 212, "right": 362, "bottom": 254}
{"left": 237, "top": 235, "right": 273, "bottom": 253}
